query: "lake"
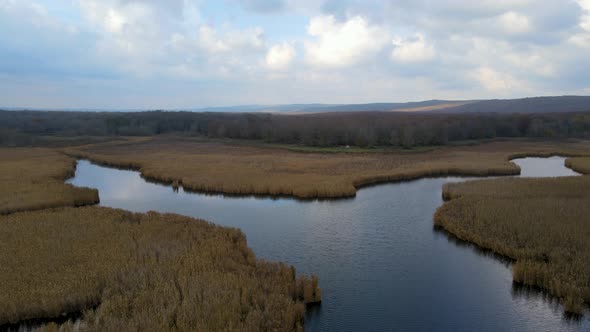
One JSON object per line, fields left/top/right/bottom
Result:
{"left": 67, "top": 156, "right": 589, "bottom": 331}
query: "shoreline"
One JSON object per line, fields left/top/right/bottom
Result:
{"left": 64, "top": 149, "right": 586, "bottom": 201}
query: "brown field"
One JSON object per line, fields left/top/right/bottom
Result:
{"left": 435, "top": 175, "right": 590, "bottom": 314}
{"left": 0, "top": 207, "right": 320, "bottom": 330}
{"left": 0, "top": 148, "right": 98, "bottom": 214}
{"left": 393, "top": 101, "right": 472, "bottom": 112}
{"left": 64, "top": 137, "right": 590, "bottom": 199}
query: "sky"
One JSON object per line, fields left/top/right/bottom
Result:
{"left": 1, "top": 0, "right": 590, "bottom": 109}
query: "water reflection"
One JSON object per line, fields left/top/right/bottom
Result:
{"left": 512, "top": 156, "right": 580, "bottom": 177}
{"left": 432, "top": 225, "right": 513, "bottom": 267}
{"left": 67, "top": 156, "right": 587, "bottom": 331}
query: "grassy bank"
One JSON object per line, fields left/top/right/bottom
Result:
{"left": 0, "top": 146, "right": 321, "bottom": 330}
{"left": 65, "top": 137, "right": 590, "bottom": 199}
{"left": 435, "top": 174, "right": 590, "bottom": 314}
{"left": 0, "top": 148, "right": 99, "bottom": 214}
{"left": 3, "top": 139, "right": 589, "bottom": 328}
{"left": 0, "top": 207, "right": 320, "bottom": 330}
{"left": 566, "top": 157, "right": 590, "bottom": 174}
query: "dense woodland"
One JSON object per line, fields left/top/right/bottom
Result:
{"left": 1, "top": 110, "right": 590, "bottom": 148}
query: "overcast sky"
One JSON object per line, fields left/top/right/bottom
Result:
{"left": 1, "top": 0, "right": 590, "bottom": 109}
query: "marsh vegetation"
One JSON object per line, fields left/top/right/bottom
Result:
{"left": 436, "top": 173, "right": 590, "bottom": 314}
{"left": 0, "top": 147, "right": 320, "bottom": 331}
{"left": 68, "top": 154, "right": 590, "bottom": 331}
{"left": 565, "top": 157, "right": 590, "bottom": 174}
{"left": 64, "top": 137, "right": 590, "bottom": 199}
{"left": 0, "top": 148, "right": 98, "bottom": 214}
{"left": 2, "top": 137, "right": 589, "bottom": 330}
{"left": 0, "top": 207, "right": 320, "bottom": 330}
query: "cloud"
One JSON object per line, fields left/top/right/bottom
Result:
{"left": 569, "top": 33, "right": 590, "bottom": 48}
{"left": 569, "top": 0, "right": 590, "bottom": 48}
{"left": 199, "top": 26, "right": 232, "bottom": 53}
{"left": 1, "top": 0, "right": 590, "bottom": 108}
{"left": 391, "top": 34, "right": 435, "bottom": 63}
{"left": 0, "top": 0, "right": 116, "bottom": 80}
{"left": 497, "top": 11, "right": 532, "bottom": 34}
{"left": 579, "top": 0, "right": 590, "bottom": 29}
{"left": 470, "top": 66, "right": 528, "bottom": 93}
{"left": 304, "top": 15, "right": 389, "bottom": 67}
{"left": 199, "top": 25, "right": 265, "bottom": 53}
{"left": 74, "top": 0, "right": 268, "bottom": 80}
{"left": 266, "top": 42, "right": 296, "bottom": 70}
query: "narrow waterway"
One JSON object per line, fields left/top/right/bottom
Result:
{"left": 67, "top": 156, "right": 588, "bottom": 331}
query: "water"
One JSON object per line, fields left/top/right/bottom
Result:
{"left": 513, "top": 156, "right": 580, "bottom": 177}
{"left": 67, "top": 156, "right": 589, "bottom": 331}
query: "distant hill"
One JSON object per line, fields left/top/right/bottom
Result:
{"left": 181, "top": 100, "right": 470, "bottom": 113}
{"left": 189, "top": 96, "right": 590, "bottom": 114}
{"left": 441, "top": 96, "right": 590, "bottom": 114}
{"left": 2, "top": 96, "right": 590, "bottom": 114}
{"left": 277, "top": 100, "right": 471, "bottom": 113}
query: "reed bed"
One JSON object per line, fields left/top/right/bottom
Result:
{"left": 65, "top": 137, "right": 590, "bottom": 199}
{"left": 0, "top": 207, "right": 320, "bottom": 330}
{"left": 0, "top": 148, "right": 98, "bottom": 214}
{"left": 435, "top": 176, "right": 590, "bottom": 314}
{"left": 565, "top": 157, "right": 590, "bottom": 174}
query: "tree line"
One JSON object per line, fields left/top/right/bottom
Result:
{"left": 1, "top": 110, "right": 589, "bottom": 147}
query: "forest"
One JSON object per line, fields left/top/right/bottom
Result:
{"left": 1, "top": 110, "right": 590, "bottom": 148}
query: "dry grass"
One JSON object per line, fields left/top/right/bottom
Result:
{"left": 0, "top": 148, "right": 98, "bottom": 214}
{"left": 566, "top": 157, "right": 590, "bottom": 174}
{"left": 3, "top": 139, "right": 590, "bottom": 327}
{"left": 64, "top": 137, "right": 590, "bottom": 199}
{"left": 0, "top": 207, "right": 320, "bottom": 330}
{"left": 393, "top": 101, "right": 473, "bottom": 112}
{"left": 435, "top": 175, "right": 590, "bottom": 314}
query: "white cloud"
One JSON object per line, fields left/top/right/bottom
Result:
{"left": 304, "top": 15, "right": 389, "bottom": 67}
{"left": 470, "top": 66, "right": 526, "bottom": 92}
{"left": 569, "top": 0, "right": 590, "bottom": 48}
{"left": 104, "top": 8, "right": 126, "bottom": 33}
{"left": 199, "top": 25, "right": 231, "bottom": 53}
{"left": 74, "top": 0, "right": 268, "bottom": 80}
{"left": 79, "top": 1, "right": 168, "bottom": 58}
{"left": 81, "top": 1, "right": 150, "bottom": 34}
{"left": 197, "top": 24, "right": 266, "bottom": 54}
{"left": 1, "top": 0, "right": 590, "bottom": 108}
{"left": 569, "top": 33, "right": 590, "bottom": 48}
{"left": 266, "top": 42, "right": 296, "bottom": 70}
{"left": 578, "top": 0, "right": 590, "bottom": 31}
{"left": 578, "top": 0, "right": 590, "bottom": 12}
{"left": 224, "top": 27, "right": 265, "bottom": 50}
{"left": 497, "top": 11, "right": 532, "bottom": 34}
{"left": 504, "top": 53, "right": 556, "bottom": 77}
{"left": 391, "top": 34, "right": 435, "bottom": 63}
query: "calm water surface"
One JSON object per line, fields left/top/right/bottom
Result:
{"left": 68, "top": 156, "right": 589, "bottom": 331}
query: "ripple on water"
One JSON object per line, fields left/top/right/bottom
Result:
{"left": 66, "top": 157, "right": 588, "bottom": 332}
